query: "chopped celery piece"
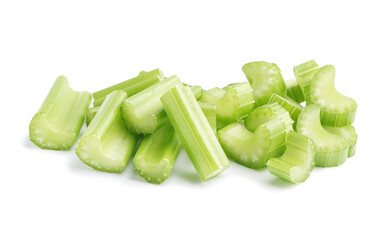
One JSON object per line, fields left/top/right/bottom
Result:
{"left": 199, "top": 102, "right": 217, "bottom": 134}
{"left": 218, "top": 117, "right": 289, "bottom": 169}
{"left": 309, "top": 65, "right": 357, "bottom": 127}
{"left": 293, "top": 60, "right": 319, "bottom": 101}
{"left": 286, "top": 79, "right": 305, "bottom": 104}
{"left": 86, "top": 107, "right": 99, "bottom": 126}
{"left": 268, "top": 94, "right": 303, "bottom": 128}
{"left": 324, "top": 125, "right": 357, "bottom": 158}
{"left": 92, "top": 69, "right": 164, "bottom": 107}
{"left": 242, "top": 61, "right": 286, "bottom": 107}
{"left": 244, "top": 103, "right": 293, "bottom": 132}
{"left": 189, "top": 85, "right": 204, "bottom": 100}
{"left": 29, "top": 76, "right": 91, "bottom": 150}
{"left": 296, "top": 105, "right": 348, "bottom": 167}
{"left": 134, "top": 124, "right": 182, "bottom": 184}
{"left": 267, "top": 131, "right": 316, "bottom": 183}
{"left": 199, "top": 82, "right": 254, "bottom": 124}
{"left": 75, "top": 91, "right": 138, "bottom": 173}
{"left": 161, "top": 85, "right": 230, "bottom": 181}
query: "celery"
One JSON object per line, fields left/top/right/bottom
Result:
{"left": 268, "top": 93, "right": 303, "bottom": 127}
{"left": 92, "top": 69, "right": 164, "bottom": 107}
{"left": 29, "top": 76, "right": 91, "bottom": 150}
{"left": 75, "top": 91, "right": 138, "bottom": 173}
{"left": 242, "top": 61, "right": 286, "bottom": 107}
{"left": 161, "top": 85, "right": 230, "bottom": 181}
{"left": 293, "top": 60, "right": 319, "bottom": 101}
{"left": 286, "top": 79, "right": 305, "bottom": 104}
{"left": 267, "top": 131, "right": 316, "bottom": 184}
{"left": 199, "top": 102, "right": 217, "bottom": 134}
{"left": 86, "top": 107, "right": 99, "bottom": 126}
{"left": 324, "top": 125, "right": 357, "bottom": 158}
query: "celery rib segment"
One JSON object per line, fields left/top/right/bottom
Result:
{"left": 161, "top": 85, "right": 230, "bottom": 181}
{"left": 286, "top": 79, "right": 305, "bottom": 104}
{"left": 293, "top": 60, "right": 319, "bottom": 101}
{"left": 29, "top": 76, "right": 91, "bottom": 150}
{"left": 86, "top": 107, "right": 99, "bottom": 126}
{"left": 324, "top": 125, "right": 357, "bottom": 158}
{"left": 75, "top": 91, "right": 138, "bottom": 173}
{"left": 268, "top": 94, "right": 303, "bottom": 128}
{"left": 199, "top": 102, "right": 217, "bottom": 134}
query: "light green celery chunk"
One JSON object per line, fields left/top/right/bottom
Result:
{"left": 286, "top": 79, "right": 305, "bottom": 104}
{"left": 199, "top": 82, "right": 254, "bottom": 124}
{"left": 309, "top": 65, "right": 357, "bottom": 127}
{"left": 242, "top": 61, "right": 286, "bottom": 107}
{"left": 268, "top": 94, "right": 303, "bottom": 128}
{"left": 190, "top": 85, "right": 204, "bottom": 100}
{"left": 86, "top": 107, "right": 99, "bottom": 126}
{"left": 92, "top": 69, "right": 164, "bottom": 107}
{"left": 199, "top": 102, "right": 217, "bottom": 134}
{"left": 161, "top": 85, "right": 230, "bottom": 181}
{"left": 218, "top": 117, "right": 289, "bottom": 169}
{"left": 296, "top": 105, "right": 348, "bottom": 167}
{"left": 133, "top": 124, "right": 182, "bottom": 184}
{"left": 293, "top": 60, "right": 319, "bottom": 101}
{"left": 75, "top": 91, "right": 138, "bottom": 173}
{"left": 29, "top": 76, "right": 91, "bottom": 150}
{"left": 324, "top": 125, "right": 357, "bottom": 158}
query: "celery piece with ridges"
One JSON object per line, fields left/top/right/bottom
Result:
{"left": 199, "top": 102, "right": 217, "bottom": 134}
{"left": 268, "top": 94, "right": 303, "bottom": 128}
{"left": 92, "top": 69, "right": 164, "bottom": 107}
{"left": 86, "top": 107, "right": 99, "bottom": 126}
{"left": 267, "top": 131, "right": 316, "bottom": 184}
{"left": 29, "top": 76, "right": 91, "bottom": 150}
{"left": 293, "top": 60, "right": 319, "bottom": 101}
{"left": 75, "top": 90, "right": 138, "bottom": 173}
{"left": 242, "top": 61, "right": 286, "bottom": 107}
{"left": 286, "top": 79, "right": 305, "bottom": 104}
{"left": 324, "top": 125, "right": 357, "bottom": 158}
{"left": 161, "top": 85, "right": 230, "bottom": 181}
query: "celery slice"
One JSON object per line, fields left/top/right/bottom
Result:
{"left": 29, "top": 76, "right": 91, "bottom": 150}
{"left": 309, "top": 65, "right": 357, "bottom": 127}
{"left": 75, "top": 91, "right": 138, "bottom": 173}
{"left": 296, "top": 105, "right": 348, "bottom": 167}
{"left": 268, "top": 94, "right": 303, "bottom": 128}
{"left": 286, "top": 79, "right": 305, "bottom": 104}
{"left": 133, "top": 124, "right": 182, "bottom": 184}
{"left": 267, "top": 131, "right": 316, "bottom": 183}
{"left": 92, "top": 69, "right": 164, "bottom": 107}
{"left": 242, "top": 61, "right": 286, "bottom": 107}
{"left": 161, "top": 85, "right": 230, "bottom": 181}
{"left": 199, "top": 102, "right": 217, "bottom": 134}
{"left": 86, "top": 107, "right": 99, "bottom": 126}
{"left": 324, "top": 125, "right": 357, "bottom": 158}
{"left": 293, "top": 60, "right": 319, "bottom": 101}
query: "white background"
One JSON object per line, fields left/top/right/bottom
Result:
{"left": 1, "top": 0, "right": 390, "bottom": 239}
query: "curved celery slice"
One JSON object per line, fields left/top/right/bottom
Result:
{"left": 75, "top": 91, "right": 138, "bottom": 173}
{"left": 296, "top": 105, "right": 348, "bottom": 167}
{"left": 267, "top": 131, "right": 316, "bottom": 183}
{"left": 199, "top": 82, "right": 254, "bottom": 124}
{"left": 29, "top": 76, "right": 91, "bottom": 150}
{"left": 286, "top": 79, "right": 305, "bottom": 104}
{"left": 218, "top": 118, "right": 288, "bottom": 169}
{"left": 244, "top": 103, "right": 293, "bottom": 132}
{"left": 324, "top": 125, "right": 357, "bottom": 158}
{"left": 309, "top": 65, "right": 357, "bottom": 127}
{"left": 268, "top": 94, "right": 303, "bottom": 127}
{"left": 293, "top": 60, "right": 319, "bottom": 101}
{"left": 242, "top": 61, "right": 286, "bottom": 107}
{"left": 199, "top": 102, "right": 217, "bottom": 134}
{"left": 86, "top": 107, "right": 99, "bottom": 126}
{"left": 134, "top": 124, "right": 182, "bottom": 184}
{"left": 161, "top": 85, "right": 230, "bottom": 181}
{"left": 92, "top": 69, "right": 164, "bottom": 107}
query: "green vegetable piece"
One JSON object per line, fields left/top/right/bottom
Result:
{"left": 293, "top": 60, "right": 319, "bottom": 101}
{"left": 286, "top": 79, "right": 305, "bottom": 103}
{"left": 199, "top": 102, "right": 217, "bottom": 134}
{"left": 268, "top": 94, "right": 303, "bottom": 128}
{"left": 324, "top": 125, "right": 357, "bottom": 158}
{"left": 86, "top": 107, "right": 99, "bottom": 126}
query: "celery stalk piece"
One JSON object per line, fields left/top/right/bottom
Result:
{"left": 75, "top": 91, "right": 138, "bottom": 173}
{"left": 244, "top": 103, "right": 293, "bottom": 132}
{"left": 286, "top": 79, "right": 305, "bottom": 104}
{"left": 199, "top": 82, "right": 255, "bottom": 124}
{"left": 293, "top": 60, "right": 319, "bottom": 101}
{"left": 267, "top": 131, "right": 316, "bottom": 184}
{"left": 189, "top": 85, "right": 204, "bottom": 100}
{"left": 199, "top": 102, "right": 217, "bottom": 134}
{"left": 242, "top": 61, "right": 286, "bottom": 107}
{"left": 92, "top": 69, "right": 164, "bottom": 107}
{"left": 86, "top": 107, "right": 99, "bottom": 126}
{"left": 324, "top": 125, "right": 357, "bottom": 158}
{"left": 133, "top": 124, "right": 182, "bottom": 184}
{"left": 309, "top": 65, "right": 357, "bottom": 127}
{"left": 29, "top": 76, "right": 91, "bottom": 150}
{"left": 161, "top": 85, "right": 230, "bottom": 181}
{"left": 296, "top": 105, "right": 348, "bottom": 167}
{"left": 218, "top": 118, "right": 289, "bottom": 169}
{"left": 268, "top": 94, "right": 303, "bottom": 128}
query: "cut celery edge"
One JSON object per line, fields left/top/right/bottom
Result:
{"left": 199, "top": 102, "right": 217, "bottom": 135}
{"left": 268, "top": 94, "right": 303, "bottom": 128}
{"left": 296, "top": 105, "right": 348, "bottom": 167}
{"left": 161, "top": 85, "right": 230, "bottom": 181}
{"left": 134, "top": 124, "right": 182, "bottom": 184}
{"left": 286, "top": 79, "right": 305, "bottom": 104}
{"left": 309, "top": 65, "right": 357, "bottom": 127}
{"left": 92, "top": 69, "right": 164, "bottom": 107}
{"left": 86, "top": 107, "right": 99, "bottom": 126}
{"left": 293, "top": 60, "right": 319, "bottom": 102}
{"left": 242, "top": 61, "right": 286, "bottom": 107}
{"left": 267, "top": 131, "right": 316, "bottom": 183}
{"left": 29, "top": 76, "right": 91, "bottom": 150}
{"left": 324, "top": 125, "right": 357, "bottom": 158}
{"left": 75, "top": 90, "right": 138, "bottom": 173}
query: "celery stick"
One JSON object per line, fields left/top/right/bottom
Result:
{"left": 86, "top": 107, "right": 99, "bottom": 126}
{"left": 324, "top": 125, "right": 357, "bottom": 158}
{"left": 29, "top": 76, "right": 91, "bottom": 150}
{"left": 286, "top": 79, "right": 305, "bottom": 104}
{"left": 268, "top": 94, "right": 303, "bottom": 128}
{"left": 161, "top": 85, "right": 230, "bottom": 181}
{"left": 92, "top": 69, "right": 164, "bottom": 107}
{"left": 199, "top": 102, "right": 217, "bottom": 134}
{"left": 242, "top": 61, "right": 286, "bottom": 107}
{"left": 267, "top": 131, "right": 316, "bottom": 183}
{"left": 75, "top": 91, "right": 138, "bottom": 173}
{"left": 296, "top": 105, "right": 348, "bottom": 167}
{"left": 293, "top": 60, "right": 319, "bottom": 101}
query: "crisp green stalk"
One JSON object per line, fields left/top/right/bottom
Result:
{"left": 29, "top": 76, "right": 91, "bottom": 150}
{"left": 161, "top": 85, "right": 230, "bottom": 181}
{"left": 324, "top": 125, "right": 357, "bottom": 158}
{"left": 268, "top": 94, "right": 303, "bottom": 128}
{"left": 242, "top": 61, "right": 286, "bottom": 107}
{"left": 286, "top": 79, "right": 305, "bottom": 103}
{"left": 92, "top": 69, "right": 164, "bottom": 107}
{"left": 86, "top": 107, "right": 99, "bottom": 126}
{"left": 199, "top": 102, "right": 217, "bottom": 134}
{"left": 293, "top": 60, "right": 319, "bottom": 101}
{"left": 75, "top": 90, "right": 138, "bottom": 173}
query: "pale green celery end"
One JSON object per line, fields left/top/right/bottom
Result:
{"left": 324, "top": 125, "right": 357, "bottom": 158}
{"left": 29, "top": 76, "right": 91, "bottom": 150}
{"left": 286, "top": 79, "right": 305, "bottom": 104}
{"left": 268, "top": 94, "right": 303, "bottom": 129}
{"left": 86, "top": 107, "right": 100, "bottom": 126}
{"left": 199, "top": 102, "right": 217, "bottom": 135}
{"left": 348, "top": 144, "right": 356, "bottom": 158}
{"left": 293, "top": 60, "right": 319, "bottom": 102}
{"left": 230, "top": 82, "right": 255, "bottom": 120}
{"left": 161, "top": 85, "right": 230, "bottom": 181}
{"left": 190, "top": 85, "right": 204, "bottom": 100}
